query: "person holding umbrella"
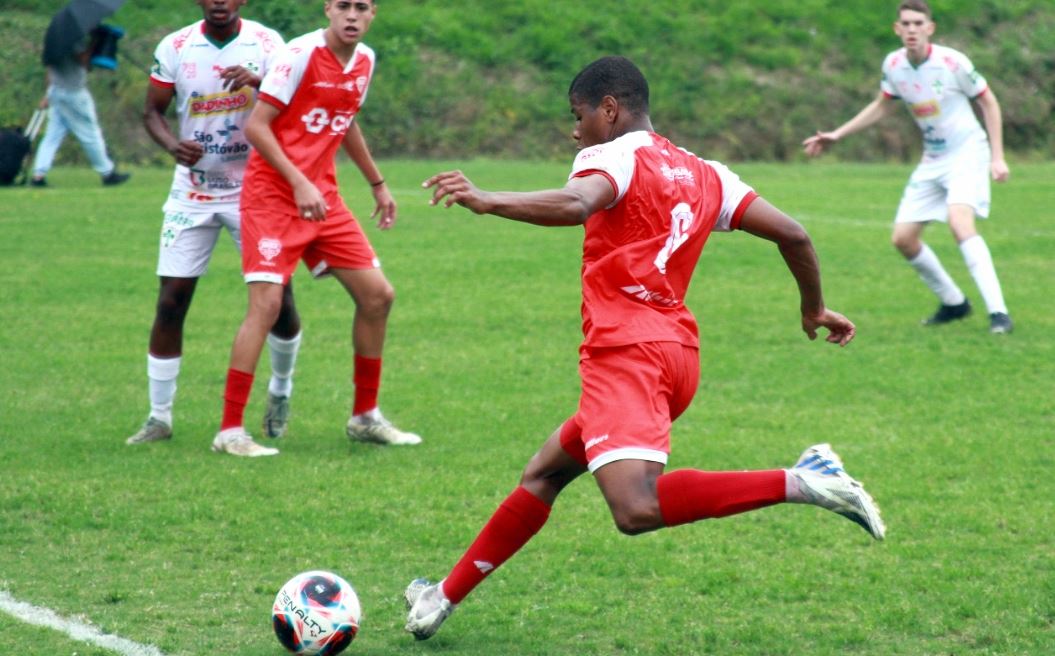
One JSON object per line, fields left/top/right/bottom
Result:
{"left": 31, "top": 0, "right": 130, "bottom": 187}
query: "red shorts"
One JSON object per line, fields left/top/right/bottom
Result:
{"left": 560, "top": 341, "right": 699, "bottom": 472}
{"left": 241, "top": 203, "right": 378, "bottom": 284}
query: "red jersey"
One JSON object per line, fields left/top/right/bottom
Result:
{"left": 569, "top": 131, "right": 758, "bottom": 351}
{"left": 242, "top": 30, "right": 375, "bottom": 215}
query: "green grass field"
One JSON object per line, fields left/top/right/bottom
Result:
{"left": 1, "top": 160, "right": 1052, "bottom": 655}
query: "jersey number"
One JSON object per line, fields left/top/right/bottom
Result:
{"left": 654, "top": 202, "right": 694, "bottom": 275}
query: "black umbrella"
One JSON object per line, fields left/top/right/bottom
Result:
{"left": 42, "top": 0, "right": 125, "bottom": 66}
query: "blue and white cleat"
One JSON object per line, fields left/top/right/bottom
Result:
{"left": 404, "top": 578, "right": 456, "bottom": 641}
{"left": 789, "top": 443, "right": 886, "bottom": 540}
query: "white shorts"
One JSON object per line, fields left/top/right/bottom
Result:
{"left": 894, "top": 144, "right": 991, "bottom": 224}
{"left": 156, "top": 208, "right": 241, "bottom": 278}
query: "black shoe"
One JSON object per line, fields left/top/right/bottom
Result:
{"left": 29, "top": 177, "right": 47, "bottom": 187}
{"left": 989, "top": 312, "right": 1013, "bottom": 334}
{"left": 922, "top": 299, "right": 972, "bottom": 325}
{"left": 101, "top": 170, "right": 130, "bottom": 186}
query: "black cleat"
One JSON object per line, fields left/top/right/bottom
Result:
{"left": 101, "top": 170, "right": 131, "bottom": 186}
{"left": 29, "top": 177, "right": 47, "bottom": 187}
{"left": 922, "top": 299, "right": 971, "bottom": 326}
{"left": 989, "top": 312, "right": 1013, "bottom": 334}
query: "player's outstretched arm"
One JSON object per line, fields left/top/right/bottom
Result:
{"left": 422, "top": 171, "right": 614, "bottom": 227}
{"left": 803, "top": 92, "right": 897, "bottom": 157}
{"left": 342, "top": 121, "right": 396, "bottom": 229}
{"left": 738, "top": 197, "right": 855, "bottom": 346}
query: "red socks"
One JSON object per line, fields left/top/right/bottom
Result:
{"left": 441, "top": 486, "right": 551, "bottom": 604}
{"left": 656, "top": 469, "right": 787, "bottom": 527}
{"left": 352, "top": 355, "right": 382, "bottom": 416}
{"left": 220, "top": 368, "right": 254, "bottom": 431}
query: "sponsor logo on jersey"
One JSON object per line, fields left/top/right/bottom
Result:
{"left": 193, "top": 129, "right": 250, "bottom": 156}
{"left": 584, "top": 434, "right": 609, "bottom": 450}
{"left": 910, "top": 100, "right": 941, "bottom": 119}
{"left": 272, "top": 63, "right": 293, "bottom": 85}
{"left": 931, "top": 79, "right": 944, "bottom": 97}
{"left": 217, "top": 118, "right": 240, "bottom": 141}
{"left": 258, "top": 238, "right": 282, "bottom": 263}
{"left": 190, "top": 91, "right": 251, "bottom": 117}
{"left": 189, "top": 168, "right": 206, "bottom": 186}
{"left": 620, "top": 285, "right": 679, "bottom": 307}
{"left": 301, "top": 108, "right": 356, "bottom": 135}
{"left": 660, "top": 164, "right": 695, "bottom": 186}
{"left": 254, "top": 30, "right": 276, "bottom": 54}
{"left": 173, "top": 28, "right": 192, "bottom": 51}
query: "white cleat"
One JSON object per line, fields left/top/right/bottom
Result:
{"left": 126, "top": 417, "right": 172, "bottom": 445}
{"left": 789, "top": 443, "right": 886, "bottom": 540}
{"left": 404, "top": 578, "right": 455, "bottom": 641}
{"left": 211, "top": 427, "right": 279, "bottom": 457}
{"left": 346, "top": 411, "right": 422, "bottom": 446}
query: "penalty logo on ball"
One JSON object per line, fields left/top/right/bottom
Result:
{"left": 272, "top": 570, "right": 361, "bottom": 656}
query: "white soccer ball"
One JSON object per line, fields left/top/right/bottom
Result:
{"left": 272, "top": 570, "right": 361, "bottom": 655}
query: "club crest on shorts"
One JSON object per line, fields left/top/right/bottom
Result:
{"left": 258, "top": 238, "right": 282, "bottom": 262}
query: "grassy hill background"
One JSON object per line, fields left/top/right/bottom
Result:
{"left": 2, "top": 0, "right": 1052, "bottom": 165}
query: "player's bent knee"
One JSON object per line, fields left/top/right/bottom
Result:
{"left": 610, "top": 503, "right": 664, "bottom": 536}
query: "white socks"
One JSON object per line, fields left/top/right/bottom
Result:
{"left": 267, "top": 331, "right": 302, "bottom": 398}
{"left": 959, "top": 235, "right": 1008, "bottom": 314}
{"left": 147, "top": 354, "right": 180, "bottom": 425}
{"left": 908, "top": 244, "right": 966, "bottom": 306}
{"left": 147, "top": 332, "right": 301, "bottom": 427}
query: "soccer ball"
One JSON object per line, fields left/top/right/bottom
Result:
{"left": 272, "top": 570, "right": 361, "bottom": 656}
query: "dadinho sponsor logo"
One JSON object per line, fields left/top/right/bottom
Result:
{"left": 189, "top": 90, "right": 251, "bottom": 117}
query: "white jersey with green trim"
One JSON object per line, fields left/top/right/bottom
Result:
{"left": 150, "top": 19, "right": 284, "bottom": 210}
{"left": 880, "top": 44, "right": 989, "bottom": 160}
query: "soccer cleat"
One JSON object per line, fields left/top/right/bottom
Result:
{"left": 211, "top": 427, "right": 279, "bottom": 457}
{"left": 101, "top": 170, "right": 130, "bottom": 186}
{"left": 922, "top": 299, "right": 971, "bottom": 326}
{"left": 262, "top": 393, "right": 291, "bottom": 438}
{"left": 346, "top": 412, "right": 422, "bottom": 446}
{"left": 126, "top": 417, "right": 173, "bottom": 445}
{"left": 988, "top": 312, "right": 1013, "bottom": 334}
{"left": 29, "top": 177, "right": 48, "bottom": 187}
{"left": 404, "top": 578, "right": 456, "bottom": 641}
{"left": 789, "top": 443, "right": 886, "bottom": 540}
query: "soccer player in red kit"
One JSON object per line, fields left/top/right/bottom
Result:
{"left": 213, "top": 0, "right": 420, "bottom": 457}
{"left": 404, "top": 56, "right": 884, "bottom": 639}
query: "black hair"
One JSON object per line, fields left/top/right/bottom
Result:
{"left": 568, "top": 56, "right": 649, "bottom": 116}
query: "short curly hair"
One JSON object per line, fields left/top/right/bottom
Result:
{"left": 568, "top": 56, "right": 650, "bottom": 117}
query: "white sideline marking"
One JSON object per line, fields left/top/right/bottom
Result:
{"left": 0, "top": 590, "right": 167, "bottom": 656}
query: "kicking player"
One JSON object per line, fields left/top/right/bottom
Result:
{"left": 212, "top": 0, "right": 420, "bottom": 456}
{"left": 804, "top": 0, "right": 1013, "bottom": 334}
{"left": 128, "top": 0, "right": 303, "bottom": 454}
{"left": 403, "top": 56, "right": 884, "bottom": 641}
